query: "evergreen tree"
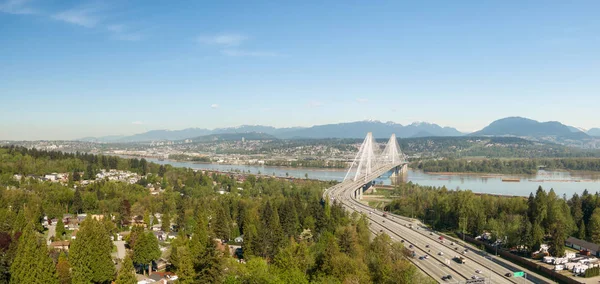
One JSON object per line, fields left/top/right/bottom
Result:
{"left": 72, "top": 189, "right": 83, "bottom": 214}
{"left": 175, "top": 247, "right": 196, "bottom": 284}
{"left": 189, "top": 215, "right": 208, "bottom": 262}
{"left": 158, "top": 165, "right": 166, "bottom": 178}
{"left": 85, "top": 164, "right": 95, "bottom": 180}
{"left": 10, "top": 225, "right": 58, "bottom": 284}
{"left": 139, "top": 159, "right": 148, "bottom": 176}
{"left": 531, "top": 222, "right": 545, "bottom": 252}
{"left": 279, "top": 199, "right": 299, "bottom": 238}
{"left": 168, "top": 231, "right": 188, "bottom": 270}
{"left": 260, "top": 201, "right": 285, "bottom": 259}
{"left": 119, "top": 200, "right": 131, "bottom": 227}
{"left": 115, "top": 254, "right": 137, "bottom": 284}
{"left": 161, "top": 212, "right": 170, "bottom": 233}
{"left": 143, "top": 211, "right": 151, "bottom": 228}
{"left": 12, "top": 210, "right": 26, "bottom": 234}
{"left": 195, "top": 236, "right": 223, "bottom": 283}
{"left": 588, "top": 208, "right": 600, "bottom": 244}
{"left": 70, "top": 217, "right": 115, "bottom": 283}
{"left": 213, "top": 205, "right": 231, "bottom": 241}
{"left": 132, "top": 232, "right": 161, "bottom": 276}
{"left": 55, "top": 218, "right": 66, "bottom": 240}
{"left": 548, "top": 215, "right": 568, "bottom": 257}
{"left": 56, "top": 252, "right": 71, "bottom": 284}
{"left": 578, "top": 221, "right": 587, "bottom": 240}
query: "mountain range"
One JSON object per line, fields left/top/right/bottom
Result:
{"left": 78, "top": 117, "right": 599, "bottom": 146}
{"left": 79, "top": 121, "right": 464, "bottom": 142}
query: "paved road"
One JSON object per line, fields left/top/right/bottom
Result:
{"left": 326, "top": 176, "right": 550, "bottom": 284}
{"left": 114, "top": 240, "right": 126, "bottom": 260}
{"left": 46, "top": 224, "right": 56, "bottom": 245}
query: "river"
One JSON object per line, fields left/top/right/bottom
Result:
{"left": 144, "top": 158, "right": 600, "bottom": 197}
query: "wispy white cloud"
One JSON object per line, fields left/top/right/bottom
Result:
{"left": 356, "top": 98, "right": 369, "bottom": 103}
{"left": 308, "top": 101, "right": 323, "bottom": 108}
{"left": 211, "top": 104, "right": 219, "bottom": 109}
{"left": 221, "top": 49, "right": 281, "bottom": 57}
{"left": 131, "top": 121, "right": 143, "bottom": 125}
{"left": 107, "top": 24, "right": 124, "bottom": 33}
{"left": 197, "top": 33, "right": 247, "bottom": 46}
{"left": 107, "top": 24, "right": 143, "bottom": 41}
{"left": 52, "top": 6, "right": 101, "bottom": 28}
{"left": 0, "top": 0, "right": 36, "bottom": 15}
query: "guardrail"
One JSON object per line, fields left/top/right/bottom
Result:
{"left": 456, "top": 233, "right": 582, "bottom": 284}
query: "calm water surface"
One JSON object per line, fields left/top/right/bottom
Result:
{"left": 145, "top": 158, "right": 600, "bottom": 197}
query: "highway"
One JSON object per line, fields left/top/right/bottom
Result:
{"left": 325, "top": 171, "right": 542, "bottom": 284}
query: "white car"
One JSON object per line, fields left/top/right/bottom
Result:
{"left": 475, "top": 270, "right": 482, "bottom": 274}
{"left": 438, "top": 252, "right": 444, "bottom": 256}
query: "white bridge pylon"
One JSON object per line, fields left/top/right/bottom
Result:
{"left": 344, "top": 132, "right": 407, "bottom": 182}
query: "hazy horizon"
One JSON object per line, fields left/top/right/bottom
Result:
{"left": 2, "top": 1, "right": 599, "bottom": 140}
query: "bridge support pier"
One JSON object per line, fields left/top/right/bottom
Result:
{"left": 390, "top": 164, "right": 408, "bottom": 185}
{"left": 390, "top": 164, "right": 408, "bottom": 177}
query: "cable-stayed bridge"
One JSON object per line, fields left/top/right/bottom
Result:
{"left": 328, "top": 132, "right": 408, "bottom": 200}
{"left": 324, "top": 133, "right": 541, "bottom": 284}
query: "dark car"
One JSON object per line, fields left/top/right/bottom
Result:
{"left": 446, "top": 275, "right": 452, "bottom": 280}
{"left": 505, "top": 273, "right": 512, "bottom": 277}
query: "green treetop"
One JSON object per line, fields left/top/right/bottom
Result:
{"left": 132, "top": 232, "right": 161, "bottom": 276}
{"left": 55, "top": 218, "right": 66, "bottom": 240}
{"left": 56, "top": 252, "right": 71, "bottom": 284}
{"left": 69, "top": 217, "right": 115, "bottom": 283}
{"left": 10, "top": 224, "right": 58, "bottom": 284}
{"left": 115, "top": 254, "right": 137, "bottom": 284}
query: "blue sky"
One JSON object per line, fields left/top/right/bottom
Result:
{"left": 1, "top": 0, "right": 599, "bottom": 140}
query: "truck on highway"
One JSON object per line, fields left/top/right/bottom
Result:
{"left": 453, "top": 256, "right": 466, "bottom": 264}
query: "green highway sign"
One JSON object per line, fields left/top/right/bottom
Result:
{"left": 513, "top": 271, "right": 525, "bottom": 277}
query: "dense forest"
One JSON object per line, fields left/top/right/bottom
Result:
{"left": 0, "top": 146, "right": 426, "bottom": 283}
{"left": 413, "top": 158, "right": 600, "bottom": 174}
{"left": 386, "top": 182, "right": 600, "bottom": 258}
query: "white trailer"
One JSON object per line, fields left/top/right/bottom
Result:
{"left": 573, "top": 264, "right": 589, "bottom": 274}
{"left": 553, "top": 257, "right": 568, "bottom": 265}
{"left": 543, "top": 256, "right": 555, "bottom": 264}
{"left": 565, "top": 262, "right": 577, "bottom": 270}
{"left": 554, "top": 265, "right": 564, "bottom": 271}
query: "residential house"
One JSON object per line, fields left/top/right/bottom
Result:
{"left": 49, "top": 241, "right": 70, "bottom": 251}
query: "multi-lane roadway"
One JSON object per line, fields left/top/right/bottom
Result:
{"left": 326, "top": 176, "right": 547, "bottom": 284}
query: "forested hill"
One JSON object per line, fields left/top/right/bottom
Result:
{"left": 413, "top": 158, "right": 600, "bottom": 174}
{"left": 0, "top": 146, "right": 428, "bottom": 283}
{"left": 399, "top": 136, "right": 600, "bottom": 158}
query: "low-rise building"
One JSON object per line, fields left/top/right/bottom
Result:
{"left": 566, "top": 237, "right": 600, "bottom": 257}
